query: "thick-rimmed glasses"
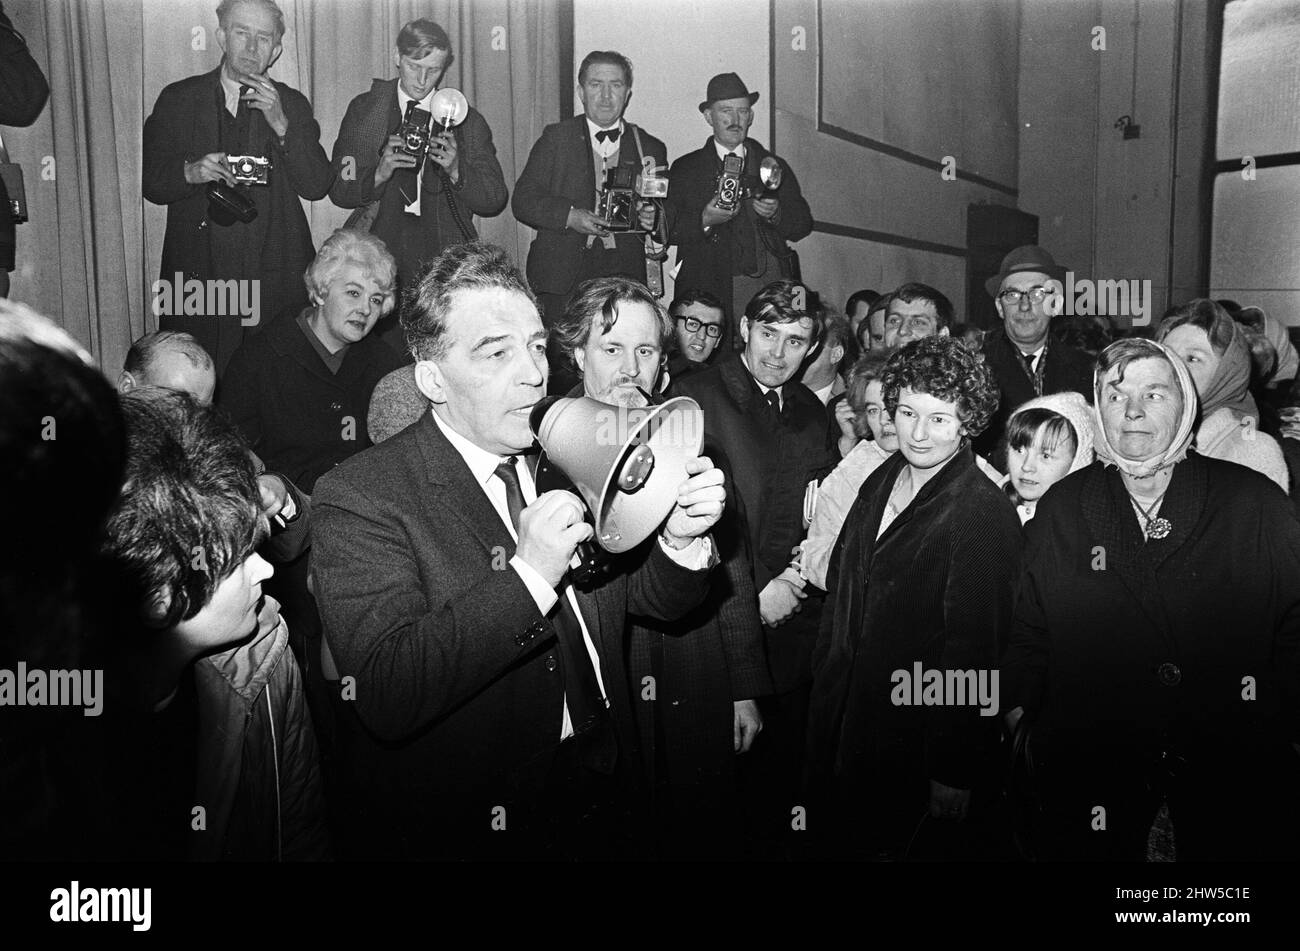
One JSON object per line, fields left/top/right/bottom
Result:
{"left": 675, "top": 316, "right": 723, "bottom": 339}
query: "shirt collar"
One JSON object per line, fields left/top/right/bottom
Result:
{"left": 219, "top": 69, "right": 243, "bottom": 116}
{"left": 586, "top": 117, "right": 624, "bottom": 157}
{"left": 713, "top": 138, "right": 746, "bottom": 161}
{"left": 740, "top": 357, "right": 782, "bottom": 406}
{"left": 430, "top": 408, "right": 523, "bottom": 488}
{"left": 397, "top": 83, "right": 436, "bottom": 115}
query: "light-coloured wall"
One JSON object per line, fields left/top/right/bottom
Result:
{"left": 577, "top": 0, "right": 1024, "bottom": 319}
{"left": 1017, "top": 0, "right": 1214, "bottom": 318}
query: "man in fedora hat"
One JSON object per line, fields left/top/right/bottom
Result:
{"left": 667, "top": 73, "right": 812, "bottom": 354}
{"left": 975, "top": 244, "right": 1096, "bottom": 466}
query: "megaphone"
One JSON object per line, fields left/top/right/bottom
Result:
{"left": 529, "top": 394, "right": 705, "bottom": 553}
{"left": 430, "top": 87, "right": 469, "bottom": 131}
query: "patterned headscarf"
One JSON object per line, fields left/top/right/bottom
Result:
{"left": 1092, "top": 339, "right": 1198, "bottom": 479}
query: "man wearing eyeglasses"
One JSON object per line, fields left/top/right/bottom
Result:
{"left": 666, "top": 289, "right": 726, "bottom": 384}
{"left": 975, "top": 245, "right": 1095, "bottom": 468}
{"left": 667, "top": 73, "right": 813, "bottom": 355}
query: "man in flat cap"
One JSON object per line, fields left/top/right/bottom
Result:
{"left": 666, "top": 73, "right": 812, "bottom": 354}
{"left": 975, "top": 244, "right": 1096, "bottom": 464}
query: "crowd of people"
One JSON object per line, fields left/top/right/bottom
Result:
{"left": 3, "top": 0, "right": 1300, "bottom": 863}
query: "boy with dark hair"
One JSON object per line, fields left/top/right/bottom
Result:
{"left": 101, "top": 390, "right": 328, "bottom": 860}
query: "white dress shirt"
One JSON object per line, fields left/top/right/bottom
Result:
{"left": 713, "top": 139, "right": 746, "bottom": 163}
{"left": 430, "top": 410, "right": 711, "bottom": 739}
{"left": 586, "top": 117, "right": 624, "bottom": 164}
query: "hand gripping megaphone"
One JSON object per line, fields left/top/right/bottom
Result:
{"left": 528, "top": 394, "right": 705, "bottom": 554}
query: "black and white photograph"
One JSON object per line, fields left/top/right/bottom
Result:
{"left": 1, "top": 0, "right": 1297, "bottom": 934}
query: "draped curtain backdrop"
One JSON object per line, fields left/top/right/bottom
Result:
{"left": 5, "top": 0, "right": 563, "bottom": 371}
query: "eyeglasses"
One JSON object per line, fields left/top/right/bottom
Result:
{"left": 998, "top": 286, "right": 1053, "bottom": 306}
{"left": 675, "top": 316, "right": 723, "bottom": 339}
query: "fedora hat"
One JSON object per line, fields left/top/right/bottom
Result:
{"left": 699, "top": 72, "right": 760, "bottom": 113}
{"left": 985, "top": 245, "right": 1068, "bottom": 297}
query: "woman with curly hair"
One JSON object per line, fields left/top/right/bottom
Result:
{"left": 806, "top": 335, "right": 1023, "bottom": 859}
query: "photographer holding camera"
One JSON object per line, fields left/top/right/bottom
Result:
{"left": 513, "top": 50, "right": 668, "bottom": 393}
{"left": 329, "top": 19, "right": 508, "bottom": 354}
{"left": 143, "top": 0, "right": 333, "bottom": 375}
{"left": 667, "top": 73, "right": 812, "bottom": 354}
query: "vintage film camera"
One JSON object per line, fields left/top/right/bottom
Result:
{"left": 713, "top": 153, "right": 745, "bottom": 212}
{"left": 715, "top": 154, "right": 783, "bottom": 212}
{"left": 227, "top": 154, "right": 271, "bottom": 186}
{"left": 597, "top": 165, "right": 669, "bottom": 232}
{"left": 397, "top": 102, "right": 435, "bottom": 174}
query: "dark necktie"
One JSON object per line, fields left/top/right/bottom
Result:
{"left": 763, "top": 388, "right": 782, "bottom": 423}
{"left": 1019, "top": 350, "right": 1043, "bottom": 396}
{"left": 595, "top": 127, "right": 620, "bottom": 143}
{"left": 493, "top": 458, "right": 609, "bottom": 742}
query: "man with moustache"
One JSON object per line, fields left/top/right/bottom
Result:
{"left": 552, "top": 276, "right": 769, "bottom": 857}
{"left": 330, "top": 18, "right": 508, "bottom": 353}
{"left": 143, "top": 0, "right": 333, "bottom": 375}
{"left": 672, "top": 280, "right": 837, "bottom": 853}
{"left": 310, "top": 244, "right": 726, "bottom": 860}
{"left": 513, "top": 50, "right": 667, "bottom": 370}
{"left": 667, "top": 73, "right": 813, "bottom": 354}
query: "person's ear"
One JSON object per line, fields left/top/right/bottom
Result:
{"left": 266, "top": 40, "right": 283, "bottom": 73}
{"left": 573, "top": 346, "right": 587, "bottom": 375}
{"left": 739, "top": 319, "right": 750, "bottom": 345}
{"left": 215, "top": 25, "right": 229, "bottom": 57}
{"left": 831, "top": 344, "right": 844, "bottom": 365}
{"left": 413, "top": 360, "right": 447, "bottom": 405}
{"left": 143, "top": 588, "right": 172, "bottom": 628}
{"left": 117, "top": 370, "right": 136, "bottom": 395}
{"left": 392, "top": 49, "right": 402, "bottom": 74}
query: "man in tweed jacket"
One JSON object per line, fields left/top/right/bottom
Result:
{"left": 329, "top": 18, "right": 508, "bottom": 352}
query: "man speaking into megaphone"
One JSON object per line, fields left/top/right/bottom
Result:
{"left": 311, "top": 243, "right": 725, "bottom": 861}
{"left": 550, "top": 275, "right": 770, "bottom": 858}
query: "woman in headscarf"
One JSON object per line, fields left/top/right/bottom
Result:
{"left": 1002, "top": 338, "right": 1300, "bottom": 861}
{"left": 1157, "top": 299, "right": 1288, "bottom": 492}
{"left": 1002, "top": 391, "right": 1094, "bottom": 525}
{"left": 806, "top": 336, "right": 1022, "bottom": 860}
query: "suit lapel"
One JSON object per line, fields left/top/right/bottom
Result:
{"left": 415, "top": 413, "right": 516, "bottom": 559}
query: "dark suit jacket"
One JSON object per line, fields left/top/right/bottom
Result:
{"left": 975, "top": 326, "right": 1096, "bottom": 468}
{"left": 667, "top": 137, "right": 813, "bottom": 333}
{"left": 219, "top": 308, "right": 404, "bottom": 493}
{"left": 674, "top": 353, "right": 838, "bottom": 692}
{"left": 512, "top": 114, "right": 668, "bottom": 299}
{"left": 310, "top": 411, "right": 713, "bottom": 858}
{"left": 142, "top": 66, "right": 334, "bottom": 373}
{"left": 329, "top": 78, "right": 508, "bottom": 278}
{"left": 0, "top": 4, "right": 48, "bottom": 270}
